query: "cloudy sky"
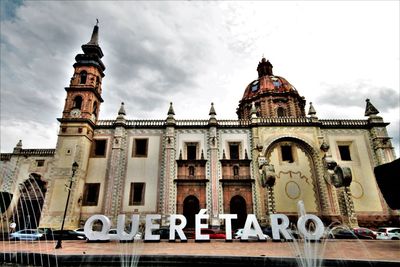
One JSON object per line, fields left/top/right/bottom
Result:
{"left": 1, "top": 1, "right": 399, "bottom": 157}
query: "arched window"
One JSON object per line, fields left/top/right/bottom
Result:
{"left": 233, "top": 165, "right": 240, "bottom": 177}
{"left": 188, "top": 166, "right": 195, "bottom": 177}
{"left": 80, "top": 71, "right": 87, "bottom": 84}
{"left": 277, "top": 107, "right": 286, "bottom": 117}
{"left": 73, "top": 96, "right": 83, "bottom": 109}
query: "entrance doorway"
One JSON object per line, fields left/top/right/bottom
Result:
{"left": 230, "top": 195, "right": 247, "bottom": 230}
{"left": 15, "top": 174, "right": 47, "bottom": 230}
{"left": 183, "top": 195, "right": 200, "bottom": 228}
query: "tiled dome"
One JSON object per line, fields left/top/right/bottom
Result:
{"left": 237, "top": 58, "right": 306, "bottom": 119}
{"left": 241, "top": 75, "right": 297, "bottom": 101}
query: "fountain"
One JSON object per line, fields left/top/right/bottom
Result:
{"left": 286, "top": 200, "right": 328, "bottom": 267}
{"left": 1, "top": 176, "right": 60, "bottom": 267}
{"left": 1, "top": 194, "right": 400, "bottom": 267}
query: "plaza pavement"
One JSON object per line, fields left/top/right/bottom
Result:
{"left": 1, "top": 239, "right": 399, "bottom": 262}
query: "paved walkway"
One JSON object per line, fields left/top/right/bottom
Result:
{"left": 1, "top": 239, "right": 399, "bottom": 262}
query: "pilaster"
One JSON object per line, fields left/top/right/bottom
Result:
{"left": 103, "top": 124, "right": 127, "bottom": 224}
{"left": 208, "top": 126, "right": 220, "bottom": 226}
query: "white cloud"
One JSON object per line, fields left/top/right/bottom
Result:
{"left": 1, "top": 1, "right": 399, "bottom": 156}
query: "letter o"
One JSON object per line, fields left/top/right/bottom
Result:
{"left": 297, "top": 214, "right": 324, "bottom": 240}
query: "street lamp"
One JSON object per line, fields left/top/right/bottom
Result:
{"left": 55, "top": 161, "right": 79, "bottom": 249}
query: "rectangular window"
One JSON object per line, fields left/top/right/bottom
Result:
{"left": 129, "top": 183, "right": 145, "bottom": 205}
{"left": 187, "top": 143, "right": 197, "bottom": 160}
{"left": 338, "top": 145, "right": 352, "bottom": 161}
{"left": 91, "top": 139, "right": 107, "bottom": 157}
{"left": 36, "top": 160, "right": 45, "bottom": 167}
{"left": 133, "top": 139, "right": 148, "bottom": 157}
{"left": 82, "top": 183, "right": 100, "bottom": 206}
{"left": 281, "top": 145, "right": 293, "bottom": 162}
{"left": 229, "top": 143, "right": 240, "bottom": 160}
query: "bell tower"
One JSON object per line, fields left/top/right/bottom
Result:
{"left": 39, "top": 22, "right": 106, "bottom": 229}
{"left": 61, "top": 21, "right": 105, "bottom": 124}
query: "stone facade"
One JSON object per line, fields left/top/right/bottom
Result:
{"left": 0, "top": 25, "right": 398, "bottom": 232}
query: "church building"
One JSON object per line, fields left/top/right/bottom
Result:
{"left": 1, "top": 24, "right": 397, "bottom": 232}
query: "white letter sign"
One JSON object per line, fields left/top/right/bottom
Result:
{"left": 195, "top": 209, "right": 209, "bottom": 241}
{"left": 242, "top": 214, "right": 265, "bottom": 240}
{"left": 144, "top": 214, "right": 161, "bottom": 241}
{"left": 84, "top": 214, "right": 111, "bottom": 241}
{"left": 170, "top": 214, "right": 187, "bottom": 241}
{"left": 219, "top": 214, "right": 237, "bottom": 240}
{"left": 116, "top": 214, "right": 140, "bottom": 241}
{"left": 297, "top": 214, "right": 324, "bottom": 240}
{"left": 270, "top": 214, "right": 292, "bottom": 240}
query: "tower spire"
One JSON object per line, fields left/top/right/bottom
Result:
{"left": 81, "top": 21, "right": 104, "bottom": 58}
{"left": 87, "top": 19, "right": 99, "bottom": 46}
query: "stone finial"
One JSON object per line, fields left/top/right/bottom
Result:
{"left": 116, "top": 102, "right": 126, "bottom": 125}
{"left": 201, "top": 149, "right": 204, "bottom": 160}
{"left": 364, "top": 99, "right": 379, "bottom": 116}
{"left": 118, "top": 102, "right": 126, "bottom": 115}
{"left": 166, "top": 102, "right": 176, "bottom": 126}
{"left": 222, "top": 149, "right": 226, "bottom": 159}
{"left": 13, "top": 140, "right": 22, "bottom": 153}
{"left": 208, "top": 102, "right": 217, "bottom": 125}
{"left": 16, "top": 140, "right": 22, "bottom": 148}
{"left": 308, "top": 102, "right": 317, "bottom": 117}
{"left": 209, "top": 102, "right": 216, "bottom": 116}
{"left": 244, "top": 149, "right": 249, "bottom": 159}
{"left": 168, "top": 102, "right": 175, "bottom": 116}
{"left": 179, "top": 150, "right": 183, "bottom": 160}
